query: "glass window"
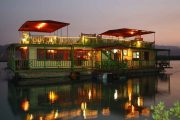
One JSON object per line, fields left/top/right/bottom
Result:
{"left": 123, "top": 50, "right": 128, "bottom": 56}
{"left": 37, "top": 49, "right": 45, "bottom": 60}
{"left": 56, "top": 50, "right": 64, "bottom": 60}
{"left": 46, "top": 49, "right": 57, "bottom": 60}
{"left": 37, "top": 49, "right": 70, "bottom": 61}
{"left": 58, "top": 50, "right": 70, "bottom": 60}
{"left": 133, "top": 51, "right": 140, "bottom": 59}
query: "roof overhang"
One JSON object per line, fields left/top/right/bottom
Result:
{"left": 99, "top": 28, "right": 155, "bottom": 37}
{"left": 18, "top": 20, "right": 70, "bottom": 33}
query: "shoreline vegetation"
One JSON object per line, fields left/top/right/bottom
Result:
{"left": 151, "top": 101, "right": 180, "bottom": 120}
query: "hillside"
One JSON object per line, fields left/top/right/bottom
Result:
{"left": 0, "top": 45, "right": 8, "bottom": 62}
{"left": 156, "top": 45, "right": 180, "bottom": 56}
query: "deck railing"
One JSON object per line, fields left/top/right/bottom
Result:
{"left": 7, "top": 58, "right": 16, "bottom": 71}
{"left": 28, "top": 36, "right": 80, "bottom": 45}
{"left": 95, "top": 60, "right": 128, "bottom": 71}
{"left": 13, "top": 59, "right": 96, "bottom": 70}
{"left": 20, "top": 35, "right": 154, "bottom": 48}
{"left": 11, "top": 59, "right": 156, "bottom": 71}
{"left": 126, "top": 60, "right": 156, "bottom": 69}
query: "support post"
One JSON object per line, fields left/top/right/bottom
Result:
{"left": 122, "top": 49, "right": 124, "bottom": 62}
{"left": 67, "top": 26, "right": 69, "bottom": 39}
{"left": 71, "top": 45, "right": 74, "bottom": 71}
{"left": 155, "top": 50, "right": 158, "bottom": 68}
{"left": 44, "top": 46, "right": 46, "bottom": 68}
{"left": 13, "top": 47, "right": 16, "bottom": 71}
{"left": 101, "top": 50, "right": 102, "bottom": 69}
{"left": 168, "top": 50, "right": 170, "bottom": 66}
{"left": 168, "top": 76, "right": 171, "bottom": 93}
{"left": 153, "top": 33, "right": 156, "bottom": 48}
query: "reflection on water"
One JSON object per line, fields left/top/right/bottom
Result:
{"left": 7, "top": 73, "right": 171, "bottom": 120}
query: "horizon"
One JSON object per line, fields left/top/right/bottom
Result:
{"left": 0, "top": 0, "right": 180, "bottom": 46}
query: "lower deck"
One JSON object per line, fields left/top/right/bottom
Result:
{"left": 7, "top": 44, "right": 171, "bottom": 79}
{"left": 9, "top": 59, "right": 156, "bottom": 71}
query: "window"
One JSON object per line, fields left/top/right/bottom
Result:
{"left": 37, "top": 49, "right": 70, "bottom": 61}
{"left": 46, "top": 49, "right": 57, "bottom": 60}
{"left": 123, "top": 49, "right": 128, "bottom": 56}
{"left": 55, "top": 50, "right": 64, "bottom": 60}
{"left": 74, "top": 50, "right": 92, "bottom": 60}
{"left": 133, "top": 51, "right": 140, "bottom": 59}
{"left": 37, "top": 49, "right": 45, "bottom": 60}
{"left": 56, "top": 50, "right": 70, "bottom": 60}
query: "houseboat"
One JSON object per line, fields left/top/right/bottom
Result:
{"left": 7, "top": 20, "right": 170, "bottom": 80}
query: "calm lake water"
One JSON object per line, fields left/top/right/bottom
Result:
{"left": 0, "top": 61, "right": 180, "bottom": 120}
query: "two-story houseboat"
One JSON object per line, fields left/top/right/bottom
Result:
{"left": 7, "top": 20, "right": 170, "bottom": 80}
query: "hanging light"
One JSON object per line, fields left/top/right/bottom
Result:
{"left": 136, "top": 41, "right": 141, "bottom": 47}
{"left": 130, "top": 31, "right": 135, "bottom": 35}
{"left": 36, "top": 23, "right": 47, "bottom": 29}
{"left": 113, "top": 49, "right": 118, "bottom": 53}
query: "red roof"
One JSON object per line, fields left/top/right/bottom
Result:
{"left": 99, "top": 28, "right": 155, "bottom": 37}
{"left": 18, "top": 20, "right": 69, "bottom": 33}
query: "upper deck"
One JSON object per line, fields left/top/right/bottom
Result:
{"left": 18, "top": 20, "right": 155, "bottom": 49}
{"left": 20, "top": 35, "right": 155, "bottom": 49}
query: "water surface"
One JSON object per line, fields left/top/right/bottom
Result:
{"left": 0, "top": 61, "right": 180, "bottom": 120}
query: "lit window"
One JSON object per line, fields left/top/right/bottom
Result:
{"left": 123, "top": 50, "right": 128, "bottom": 56}
{"left": 37, "top": 49, "right": 70, "bottom": 61}
{"left": 46, "top": 49, "right": 57, "bottom": 60}
{"left": 133, "top": 51, "right": 140, "bottom": 59}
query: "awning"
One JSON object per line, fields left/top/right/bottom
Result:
{"left": 99, "top": 28, "right": 155, "bottom": 37}
{"left": 18, "top": 20, "right": 70, "bottom": 33}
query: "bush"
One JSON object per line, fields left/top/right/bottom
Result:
{"left": 151, "top": 101, "right": 180, "bottom": 120}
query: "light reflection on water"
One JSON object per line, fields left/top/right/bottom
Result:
{"left": 7, "top": 74, "right": 169, "bottom": 120}
{"left": 0, "top": 61, "right": 180, "bottom": 120}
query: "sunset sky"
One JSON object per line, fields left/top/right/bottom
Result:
{"left": 0, "top": 0, "right": 180, "bottom": 45}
